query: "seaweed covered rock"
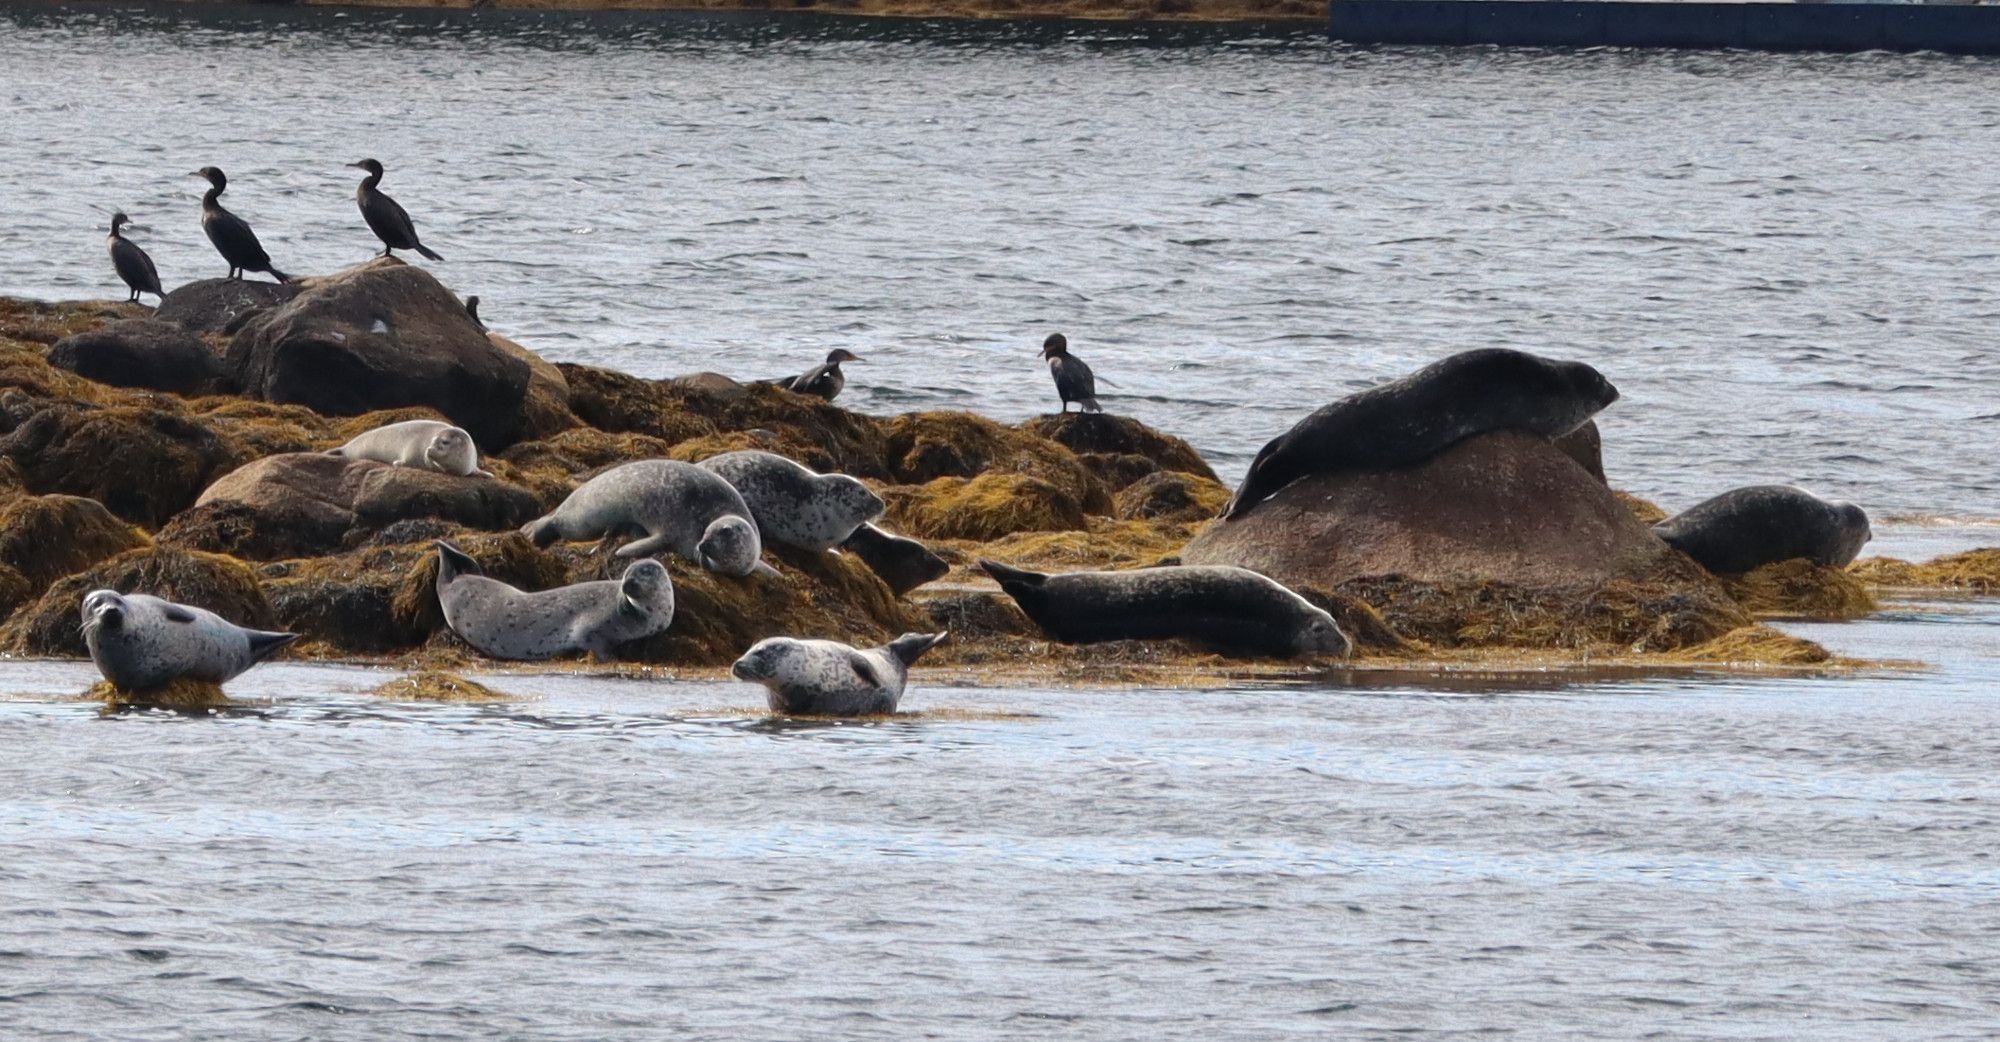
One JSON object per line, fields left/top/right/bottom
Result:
{"left": 557, "top": 363, "right": 717, "bottom": 444}
{"left": 1184, "top": 430, "right": 1673, "bottom": 590}
{"left": 154, "top": 278, "right": 301, "bottom": 336}
{"left": 225, "top": 259, "right": 531, "bottom": 447}
{"left": 48, "top": 319, "right": 223, "bottom": 395}
{"left": 0, "top": 403, "right": 246, "bottom": 526}
{"left": 192, "top": 452, "right": 540, "bottom": 559}
{"left": 2, "top": 547, "right": 274, "bottom": 657}
{"left": 883, "top": 411, "right": 1108, "bottom": 512}
{"left": 1849, "top": 548, "right": 2000, "bottom": 593}
{"left": 488, "top": 332, "right": 579, "bottom": 441}
{"left": 0, "top": 494, "right": 149, "bottom": 612}
{"left": 371, "top": 671, "right": 510, "bottom": 702}
{"left": 1114, "top": 470, "right": 1229, "bottom": 522}
{"left": 1722, "top": 559, "right": 1877, "bottom": 620}
{"left": 1019, "top": 412, "right": 1217, "bottom": 482}
{"left": 884, "top": 473, "right": 1087, "bottom": 542}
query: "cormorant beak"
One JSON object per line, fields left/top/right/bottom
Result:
{"left": 345, "top": 162, "right": 366, "bottom": 169}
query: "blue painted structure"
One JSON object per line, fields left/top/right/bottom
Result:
{"left": 1329, "top": 1, "right": 2000, "bottom": 55}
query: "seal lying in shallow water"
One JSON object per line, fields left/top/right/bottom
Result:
{"left": 433, "top": 541, "right": 676, "bottom": 662}
{"left": 1653, "top": 485, "right": 1872, "bottom": 575}
{"left": 523, "top": 460, "right": 778, "bottom": 578}
{"left": 978, "top": 561, "right": 1351, "bottom": 660}
{"left": 841, "top": 522, "right": 949, "bottom": 596}
{"left": 80, "top": 590, "right": 297, "bottom": 691}
{"left": 697, "top": 450, "right": 884, "bottom": 552}
{"left": 327, "top": 419, "right": 490, "bottom": 477}
{"left": 1222, "top": 348, "right": 1619, "bottom": 520}
{"left": 732, "top": 631, "right": 949, "bottom": 716}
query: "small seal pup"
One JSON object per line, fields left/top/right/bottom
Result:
{"left": 328, "top": 419, "right": 490, "bottom": 477}
{"left": 80, "top": 590, "right": 297, "bottom": 691}
{"left": 697, "top": 450, "right": 884, "bottom": 552}
{"left": 732, "top": 631, "right": 949, "bottom": 716}
{"left": 841, "top": 522, "right": 949, "bottom": 596}
{"left": 432, "top": 541, "right": 675, "bottom": 662}
{"left": 1040, "top": 333, "right": 1101, "bottom": 413}
{"left": 1222, "top": 348, "right": 1619, "bottom": 520}
{"left": 979, "top": 560, "right": 1350, "bottom": 660}
{"left": 522, "top": 460, "right": 778, "bottom": 578}
{"left": 1653, "top": 485, "right": 1872, "bottom": 575}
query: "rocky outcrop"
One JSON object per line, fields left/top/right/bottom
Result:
{"left": 225, "top": 260, "right": 531, "bottom": 447}
{"left": 884, "top": 473, "right": 1087, "bottom": 542}
{"left": 0, "top": 403, "right": 247, "bottom": 527}
{"left": 1114, "top": 470, "right": 1229, "bottom": 522}
{"left": 1183, "top": 430, "right": 1673, "bottom": 590}
{"left": 48, "top": 319, "right": 224, "bottom": 395}
{"left": 0, "top": 495, "right": 150, "bottom": 614}
{"left": 488, "top": 331, "right": 579, "bottom": 441}
{"left": 183, "top": 452, "right": 540, "bottom": 559}
{"left": 154, "top": 278, "right": 302, "bottom": 336}
{"left": 1019, "top": 412, "right": 1218, "bottom": 483}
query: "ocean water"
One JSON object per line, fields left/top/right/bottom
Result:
{"left": 1, "top": 8, "right": 1998, "bottom": 1039}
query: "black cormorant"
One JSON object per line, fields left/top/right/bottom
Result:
{"left": 1040, "top": 333, "right": 1101, "bottom": 413}
{"left": 464, "top": 295, "right": 486, "bottom": 331}
{"left": 191, "top": 167, "right": 289, "bottom": 282}
{"left": 348, "top": 159, "right": 443, "bottom": 261}
{"left": 106, "top": 213, "right": 163, "bottom": 303}
{"left": 787, "top": 349, "right": 862, "bottom": 401}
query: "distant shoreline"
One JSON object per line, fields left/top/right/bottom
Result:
{"left": 59, "top": 0, "right": 1327, "bottom": 24}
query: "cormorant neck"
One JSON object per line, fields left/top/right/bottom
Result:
{"left": 360, "top": 170, "right": 382, "bottom": 191}
{"left": 202, "top": 186, "right": 223, "bottom": 208}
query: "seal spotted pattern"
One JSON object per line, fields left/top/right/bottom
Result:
{"left": 433, "top": 541, "right": 675, "bottom": 662}
{"left": 328, "top": 419, "right": 490, "bottom": 477}
{"left": 732, "top": 631, "right": 949, "bottom": 716}
{"left": 1223, "top": 348, "right": 1619, "bottom": 520}
{"left": 80, "top": 590, "right": 297, "bottom": 691}
{"left": 523, "top": 460, "right": 779, "bottom": 578}
{"left": 980, "top": 561, "right": 1351, "bottom": 660}
{"left": 1653, "top": 485, "right": 1872, "bottom": 575}
{"left": 697, "top": 450, "right": 884, "bottom": 552}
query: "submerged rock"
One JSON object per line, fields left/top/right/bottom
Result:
{"left": 48, "top": 319, "right": 224, "bottom": 395}
{"left": 225, "top": 259, "right": 531, "bottom": 448}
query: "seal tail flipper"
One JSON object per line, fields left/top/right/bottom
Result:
{"left": 977, "top": 559, "right": 1048, "bottom": 594}
{"left": 887, "top": 631, "right": 949, "bottom": 668}
{"left": 245, "top": 630, "right": 300, "bottom": 663}
{"left": 521, "top": 517, "right": 559, "bottom": 548}
{"left": 434, "top": 540, "right": 482, "bottom": 584}
{"left": 416, "top": 243, "right": 444, "bottom": 262}
{"left": 749, "top": 559, "right": 782, "bottom": 579}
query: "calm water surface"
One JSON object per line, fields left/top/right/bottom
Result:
{"left": 2, "top": 9, "right": 1999, "bottom": 1039}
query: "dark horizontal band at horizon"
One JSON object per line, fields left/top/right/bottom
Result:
{"left": 1330, "top": 0, "right": 2000, "bottom": 55}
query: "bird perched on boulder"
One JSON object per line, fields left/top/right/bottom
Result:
{"left": 349, "top": 158, "right": 443, "bottom": 261}
{"left": 787, "top": 349, "right": 862, "bottom": 402}
{"left": 192, "top": 166, "right": 289, "bottom": 282}
{"left": 1040, "top": 333, "right": 1101, "bottom": 413}
{"left": 105, "top": 212, "right": 163, "bottom": 303}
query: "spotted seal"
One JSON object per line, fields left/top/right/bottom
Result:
{"left": 432, "top": 541, "right": 675, "bottom": 662}
{"left": 522, "top": 460, "right": 779, "bottom": 578}
{"left": 696, "top": 450, "right": 884, "bottom": 552}
{"left": 731, "top": 631, "right": 949, "bottom": 716}
{"left": 979, "top": 560, "right": 1351, "bottom": 660}
{"left": 1223, "top": 348, "right": 1619, "bottom": 519}
{"left": 80, "top": 590, "right": 297, "bottom": 691}
{"left": 1653, "top": 485, "right": 1872, "bottom": 575}
{"left": 328, "top": 419, "right": 489, "bottom": 477}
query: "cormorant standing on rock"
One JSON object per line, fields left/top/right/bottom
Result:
{"left": 105, "top": 213, "right": 163, "bottom": 303}
{"left": 349, "top": 159, "right": 443, "bottom": 261}
{"left": 788, "top": 349, "right": 861, "bottom": 402}
{"left": 191, "top": 167, "right": 289, "bottom": 282}
{"left": 1040, "top": 333, "right": 1101, "bottom": 413}
{"left": 464, "top": 295, "right": 486, "bottom": 331}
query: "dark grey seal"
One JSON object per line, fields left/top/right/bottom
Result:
{"left": 841, "top": 522, "right": 949, "bottom": 596}
{"left": 433, "top": 541, "right": 675, "bottom": 662}
{"left": 696, "top": 450, "right": 883, "bottom": 552}
{"left": 732, "top": 631, "right": 949, "bottom": 716}
{"left": 1222, "top": 348, "right": 1619, "bottom": 519}
{"left": 978, "top": 560, "right": 1350, "bottom": 660}
{"left": 1653, "top": 485, "right": 1872, "bottom": 575}
{"left": 523, "top": 460, "right": 777, "bottom": 578}
{"left": 80, "top": 590, "right": 297, "bottom": 691}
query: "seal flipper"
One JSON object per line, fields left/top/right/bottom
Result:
{"left": 160, "top": 604, "right": 198, "bottom": 624}
{"left": 614, "top": 534, "right": 675, "bottom": 559}
{"left": 886, "top": 631, "right": 949, "bottom": 668}
{"left": 848, "top": 652, "right": 884, "bottom": 691}
{"left": 977, "top": 559, "right": 1047, "bottom": 592}
{"left": 244, "top": 630, "right": 299, "bottom": 663}
{"left": 434, "top": 540, "right": 483, "bottom": 585}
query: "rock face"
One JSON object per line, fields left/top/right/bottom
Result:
{"left": 225, "top": 260, "right": 531, "bottom": 448}
{"left": 1019, "top": 412, "right": 1218, "bottom": 482}
{"left": 488, "top": 332, "right": 579, "bottom": 441}
{"left": 48, "top": 319, "right": 224, "bottom": 395}
{"left": 1182, "top": 430, "right": 1672, "bottom": 590}
{"left": 186, "top": 452, "right": 540, "bottom": 559}
{"left": 154, "top": 278, "right": 302, "bottom": 336}
{"left": 0, "top": 404, "right": 246, "bottom": 527}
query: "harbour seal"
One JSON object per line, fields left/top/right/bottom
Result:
{"left": 732, "top": 631, "right": 949, "bottom": 716}
{"left": 1040, "top": 333, "right": 1101, "bottom": 413}
{"left": 979, "top": 560, "right": 1351, "bottom": 660}
{"left": 697, "top": 450, "right": 884, "bottom": 552}
{"left": 1653, "top": 485, "right": 1872, "bottom": 575}
{"left": 841, "top": 522, "right": 949, "bottom": 596}
{"left": 522, "top": 460, "right": 779, "bottom": 578}
{"left": 432, "top": 541, "right": 675, "bottom": 662}
{"left": 1222, "top": 348, "right": 1619, "bottom": 519}
{"left": 80, "top": 590, "right": 297, "bottom": 691}
{"left": 328, "top": 419, "right": 489, "bottom": 477}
